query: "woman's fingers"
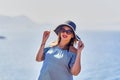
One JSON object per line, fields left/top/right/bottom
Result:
{"left": 78, "top": 40, "right": 84, "bottom": 51}
{"left": 42, "top": 31, "right": 50, "bottom": 42}
{"left": 44, "top": 31, "right": 50, "bottom": 37}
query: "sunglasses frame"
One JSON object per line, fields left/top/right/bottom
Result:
{"left": 60, "top": 28, "right": 73, "bottom": 35}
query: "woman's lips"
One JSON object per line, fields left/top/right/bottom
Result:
{"left": 62, "top": 35, "right": 68, "bottom": 38}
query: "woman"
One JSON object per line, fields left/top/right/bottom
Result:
{"left": 36, "top": 20, "right": 84, "bottom": 80}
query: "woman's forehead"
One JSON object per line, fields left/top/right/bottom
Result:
{"left": 62, "top": 26, "right": 72, "bottom": 30}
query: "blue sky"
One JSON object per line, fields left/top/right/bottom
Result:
{"left": 0, "top": 0, "right": 120, "bottom": 31}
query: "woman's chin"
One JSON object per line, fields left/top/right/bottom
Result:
{"left": 61, "top": 38, "right": 70, "bottom": 41}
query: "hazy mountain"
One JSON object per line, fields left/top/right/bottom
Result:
{"left": 0, "top": 15, "right": 56, "bottom": 41}
{"left": 0, "top": 15, "right": 40, "bottom": 28}
{"left": 0, "top": 15, "right": 55, "bottom": 31}
{"left": 0, "top": 15, "right": 40, "bottom": 40}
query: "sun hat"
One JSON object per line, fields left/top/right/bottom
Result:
{"left": 54, "top": 20, "right": 81, "bottom": 41}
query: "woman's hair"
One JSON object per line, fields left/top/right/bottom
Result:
{"left": 50, "top": 29, "right": 77, "bottom": 50}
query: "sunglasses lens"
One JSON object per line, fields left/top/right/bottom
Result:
{"left": 66, "top": 30, "right": 72, "bottom": 34}
{"left": 60, "top": 29, "right": 65, "bottom": 33}
{"left": 61, "top": 28, "right": 73, "bottom": 35}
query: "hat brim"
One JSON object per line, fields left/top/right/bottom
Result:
{"left": 54, "top": 24, "right": 81, "bottom": 41}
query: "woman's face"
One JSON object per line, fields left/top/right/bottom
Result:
{"left": 60, "top": 26, "right": 74, "bottom": 41}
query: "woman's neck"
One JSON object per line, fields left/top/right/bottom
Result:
{"left": 58, "top": 40, "right": 69, "bottom": 49}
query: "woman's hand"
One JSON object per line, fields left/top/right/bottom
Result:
{"left": 36, "top": 31, "right": 50, "bottom": 62}
{"left": 42, "top": 31, "right": 50, "bottom": 44}
{"left": 77, "top": 40, "right": 84, "bottom": 54}
{"left": 70, "top": 40, "right": 84, "bottom": 75}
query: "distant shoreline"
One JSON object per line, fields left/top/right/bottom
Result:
{"left": 0, "top": 36, "right": 6, "bottom": 39}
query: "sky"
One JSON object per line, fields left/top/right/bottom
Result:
{"left": 0, "top": 0, "right": 120, "bottom": 31}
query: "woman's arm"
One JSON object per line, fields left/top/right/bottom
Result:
{"left": 70, "top": 41, "right": 84, "bottom": 76}
{"left": 36, "top": 31, "right": 50, "bottom": 62}
{"left": 36, "top": 42, "right": 46, "bottom": 62}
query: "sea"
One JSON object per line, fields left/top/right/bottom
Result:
{"left": 0, "top": 27, "right": 120, "bottom": 80}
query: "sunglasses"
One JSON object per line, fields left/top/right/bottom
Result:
{"left": 60, "top": 28, "right": 73, "bottom": 35}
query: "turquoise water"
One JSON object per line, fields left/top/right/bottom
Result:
{"left": 0, "top": 29, "right": 120, "bottom": 80}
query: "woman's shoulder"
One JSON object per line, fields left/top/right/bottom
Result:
{"left": 69, "top": 46, "right": 77, "bottom": 54}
